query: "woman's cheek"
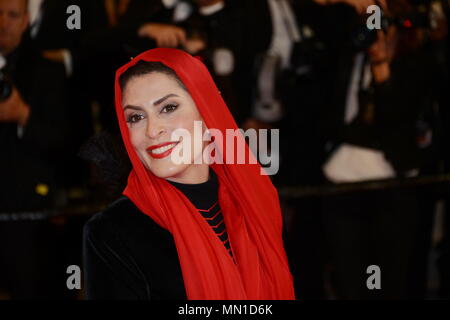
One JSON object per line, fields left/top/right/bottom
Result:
{"left": 129, "top": 129, "right": 139, "bottom": 149}
{"left": 170, "top": 116, "right": 190, "bottom": 133}
{"left": 130, "top": 128, "right": 146, "bottom": 157}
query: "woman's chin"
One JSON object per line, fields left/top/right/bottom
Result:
{"left": 146, "top": 162, "right": 188, "bottom": 180}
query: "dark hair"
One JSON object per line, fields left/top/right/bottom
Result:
{"left": 78, "top": 131, "right": 132, "bottom": 201}
{"left": 119, "top": 60, "right": 188, "bottom": 92}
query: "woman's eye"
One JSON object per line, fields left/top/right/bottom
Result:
{"left": 126, "top": 114, "right": 145, "bottom": 123}
{"left": 161, "top": 104, "right": 178, "bottom": 114}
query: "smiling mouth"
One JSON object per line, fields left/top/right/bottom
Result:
{"left": 147, "top": 141, "right": 180, "bottom": 159}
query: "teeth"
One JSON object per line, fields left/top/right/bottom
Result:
{"left": 150, "top": 143, "right": 177, "bottom": 155}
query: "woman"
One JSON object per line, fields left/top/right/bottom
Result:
{"left": 83, "top": 48, "right": 295, "bottom": 300}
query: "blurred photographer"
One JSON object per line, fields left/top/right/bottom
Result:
{"left": 0, "top": 0, "right": 67, "bottom": 299}
{"left": 319, "top": 0, "right": 446, "bottom": 299}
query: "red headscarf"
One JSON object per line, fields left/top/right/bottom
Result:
{"left": 115, "top": 48, "right": 295, "bottom": 300}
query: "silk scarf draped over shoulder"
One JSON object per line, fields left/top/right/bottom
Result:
{"left": 114, "top": 48, "right": 295, "bottom": 300}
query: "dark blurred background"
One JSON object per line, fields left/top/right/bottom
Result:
{"left": 0, "top": 0, "right": 449, "bottom": 300}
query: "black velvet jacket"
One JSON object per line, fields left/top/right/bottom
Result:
{"left": 83, "top": 171, "right": 291, "bottom": 300}
{"left": 83, "top": 196, "right": 187, "bottom": 300}
{"left": 83, "top": 170, "right": 222, "bottom": 300}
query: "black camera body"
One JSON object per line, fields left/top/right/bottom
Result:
{"left": 351, "top": 0, "right": 434, "bottom": 52}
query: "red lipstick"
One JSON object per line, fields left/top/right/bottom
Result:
{"left": 146, "top": 141, "right": 179, "bottom": 159}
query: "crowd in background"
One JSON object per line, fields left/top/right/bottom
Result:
{"left": 0, "top": 0, "right": 449, "bottom": 300}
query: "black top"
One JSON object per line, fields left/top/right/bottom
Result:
{"left": 167, "top": 171, "right": 234, "bottom": 260}
{"left": 83, "top": 170, "right": 232, "bottom": 299}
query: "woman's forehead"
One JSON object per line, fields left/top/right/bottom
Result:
{"left": 122, "top": 73, "right": 185, "bottom": 102}
{"left": 126, "top": 72, "right": 178, "bottom": 89}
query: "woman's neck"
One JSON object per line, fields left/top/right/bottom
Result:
{"left": 166, "top": 164, "right": 210, "bottom": 185}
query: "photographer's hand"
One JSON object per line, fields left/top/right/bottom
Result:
{"left": 138, "top": 23, "right": 186, "bottom": 48}
{"left": 183, "top": 37, "right": 207, "bottom": 55}
{"left": 195, "top": 0, "right": 224, "bottom": 7}
{"left": 368, "top": 28, "right": 396, "bottom": 83}
{"left": 42, "top": 49, "right": 65, "bottom": 64}
{"left": 0, "top": 87, "right": 30, "bottom": 126}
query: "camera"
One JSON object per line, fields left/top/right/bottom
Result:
{"left": 350, "top": 0, "right": 435, "bottom": 51}
{"left": 350, "top": 2, "right": 390, "bottom": 52}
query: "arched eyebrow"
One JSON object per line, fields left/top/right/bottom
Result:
{"left": 123, "top": 105, "right": 143, "bottom": 112}
{"left": 153, "top": 93, "right": 179, "bottom": 106}
{"left": 123, "top": 94, "right": 180, "bottom": 111}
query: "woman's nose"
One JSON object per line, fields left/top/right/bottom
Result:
{"left": 145, "top": 118, "right": 166, "bottom": 139}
